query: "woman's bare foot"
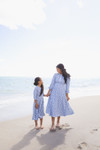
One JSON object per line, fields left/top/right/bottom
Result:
{"left": 40, "top": 126, "right": 44, "bottom": 129}
{"left": 56, "top": 123, "right": 60, "bottom": 127}
{"left": 56, "top": 123, "right": 62, "bottom": 129}
{"left": 35, "top": 125, "right": 40, "bottom": 130}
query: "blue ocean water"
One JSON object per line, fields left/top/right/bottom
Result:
{"left": 0, "top": 76, "right": 100, "bottom": 121}
{"left": 0, "top": 76, "right": 100, "bottom": 100}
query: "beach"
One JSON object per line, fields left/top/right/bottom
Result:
{"left": 0, "top": 95, "right": 100, "bottom": 150}
{"left": 0, "top": 0, "right": 100, "bottom": 149}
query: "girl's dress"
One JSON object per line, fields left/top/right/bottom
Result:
{"left": 32, "top": 86, "right": 45, "bottom": 120}
{"left": 46, "top": 73, "right": 74, "bottom": 117}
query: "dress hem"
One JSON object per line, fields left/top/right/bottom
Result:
{"left": 46, "top": 112, "right": 74, "bottom": 117}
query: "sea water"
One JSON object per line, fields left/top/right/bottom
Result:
{"left": 0, "top": 76, "right": 100, "bottom": 121}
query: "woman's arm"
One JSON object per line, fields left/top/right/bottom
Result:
{"left": 47, "top": 89, "right": 51, "bottom": 96}
{"left": 66, "top": 78, "right": 70, "bottom": 101}
{"left": 46, "top": 74, "right": 56, "bottom": 96}
{"left": 66, "top": 93, "right": 70, "bottom": 101}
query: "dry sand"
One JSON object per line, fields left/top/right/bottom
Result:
{"left": 0, "top": 95, "right": 100, "bottom": 150}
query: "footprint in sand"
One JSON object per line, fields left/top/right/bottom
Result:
{"left": 56, "top": 123, "right": 70, "bottom": 130}
{"left": 93, "top": 128, "right": 98, "bottom": 131}
{"left": 90, "top": 128, "right": 98, "bottom": 134}
{"left": 96, "top": 145, "right": 100, "bottom": 149}
{"left": 77, "top": 142, "right": 88, "bottom": 150}
{"left": 61, "top": 123, "right": 70, "bottom": 128}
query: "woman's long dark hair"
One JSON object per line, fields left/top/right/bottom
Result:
{"left": 56, "top": 63, "right": 71, "bottom": 83}
{"left": 34, "top": 77, "right": 44, "bottom": 96}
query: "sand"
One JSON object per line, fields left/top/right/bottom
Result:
{"left": 0, "top": 95, "right": 100, "bottom": 150}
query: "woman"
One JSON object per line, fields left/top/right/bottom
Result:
{"left": 46, "top": 63, "right": 74, "bottom": 131}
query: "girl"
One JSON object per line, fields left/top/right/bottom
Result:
{"left": 32, "top": 77, "right": 47, "bottom": 130}
{"left": 46, "top": 63, "right": 74, "bottom": 131}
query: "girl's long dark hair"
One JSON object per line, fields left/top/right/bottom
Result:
{"left": 56, "top": 63, "right": 71, "bottom": 83}
{"left": 34, "top": 77, "right": 44, "bottom": 96}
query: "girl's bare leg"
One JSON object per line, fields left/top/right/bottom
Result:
{"left": 40, "top": 118, "right": 44, "bottom": 129}
{"left": 35, "top": 120, "right": 39, "bottom": 129}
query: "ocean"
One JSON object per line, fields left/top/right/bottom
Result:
{"left": 0, "top": 76, "right": 100, "bottom": 122}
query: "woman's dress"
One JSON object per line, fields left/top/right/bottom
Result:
{"left": 46, "top": 73, "right": 74, "bottom": 117}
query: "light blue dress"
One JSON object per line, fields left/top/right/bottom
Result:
{"left": 46, "top": 73, "right": 74, "bottom": 117}
{"left": 32, "top": 86, "right": 45, "bottom": 120}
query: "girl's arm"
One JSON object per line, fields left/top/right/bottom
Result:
{"left": 34, "top": 87, "right": 39, "bottom": 108}
{"left": 34, "top": 99, "right": 39, "bottom": 109}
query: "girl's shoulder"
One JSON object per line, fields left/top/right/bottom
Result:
{"left": 34, "top": 86, "right": 40, "bottom": 91}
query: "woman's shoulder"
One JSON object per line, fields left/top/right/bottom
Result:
{"left": 52, "top": 73, "right": 58, "bottom": 78}
{"left": 54, "top": 73, "right": 59, "bottom": 76}
{"left": 66, "top": 77, "right": 71, "bottom": 82}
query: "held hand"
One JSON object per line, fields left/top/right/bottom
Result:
{"left": 35, "top": 103, "right": 39, "bottom": 109}
{"left": 44, "top": 94, "right": 49, "bottom": 97}
{"left": 47, "top": 92, "right": 51, "bottom": 97}
{"left": 46, "top": 89, "right": 51, "bottom": 97}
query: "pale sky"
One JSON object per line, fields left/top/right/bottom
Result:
{"left": 0, "top": 0, "right": 100, "bottom": 79}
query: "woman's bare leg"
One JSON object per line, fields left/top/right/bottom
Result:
{"left": 56, "top": 116, "right": 60, "bottom": 126}
{"left": 50, "top": 117, "right": 55, "bottom": 130}
{"left": 40, "top": 118, "right": 44, "bottom": 129}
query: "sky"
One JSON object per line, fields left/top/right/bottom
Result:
{"left": 0, "top": 0, "right": 100, "bottom": 79}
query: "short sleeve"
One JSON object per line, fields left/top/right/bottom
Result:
{"left": 33, "top": 87, "right": 38, "bottom": 100}
{"left": 66, "top": 77, "right": 70, "bottom": 93}
{"left": 49, "top": 74, "right": 56, "bottom": 90}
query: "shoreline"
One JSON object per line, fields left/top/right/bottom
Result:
{"left": 0, "top": 94, "right": 100, "bottom": 123}
{"left": 0, "top": 95, "right": 100, "bottom": 150}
